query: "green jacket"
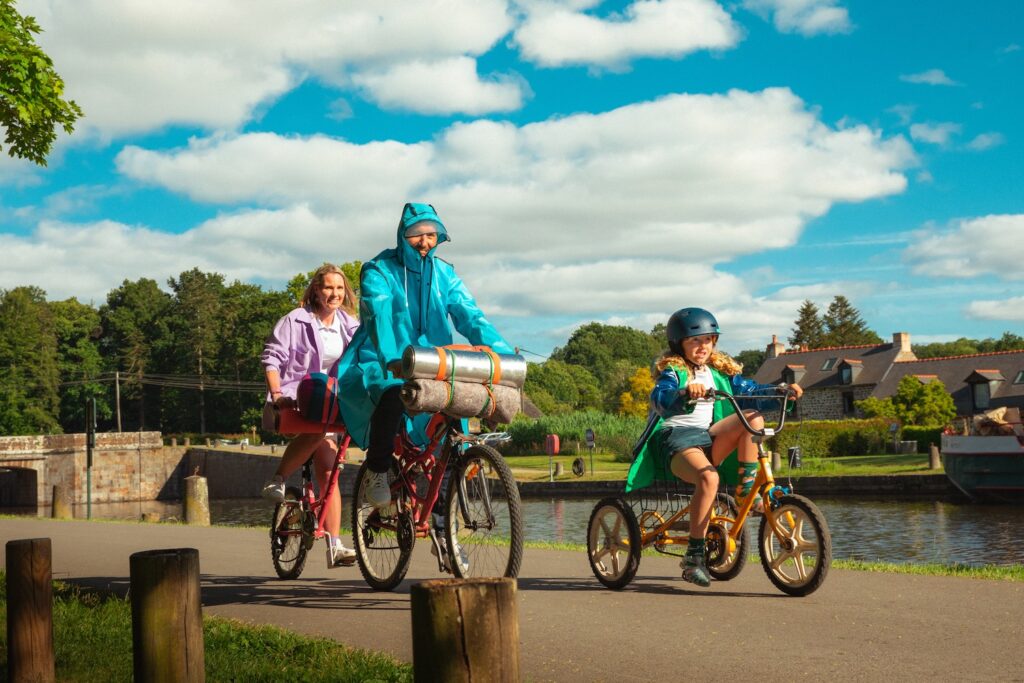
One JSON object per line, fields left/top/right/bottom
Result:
{"left": 625, "top": 365, "right": 739, "bottom": 493}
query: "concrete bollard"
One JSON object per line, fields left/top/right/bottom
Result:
{"left": 51, "top": 484, "right": 73, "bottom": 520}
{"left": 130, "top": 548, "right": 205, "bottom": 682}
{"left": 553, "top": 462, "right": 564, "bottom": 477}
{"left": 170, "top": 437, "right": 177, "bottom": 447}
{"left": 183, "top": 475, "right": 210, "bottom": 526}
{"left": 929, "top": 444, "right": 941, "bottom": 470}
{"left": 411, "top": 578, "right": 519, "bottom": 683}
{"left": 204, "top": 438, "right": 211, "bottom": 447}
{"left": 6, "top": 538, "right": 55, "bottom": 683}
{"left": 771, "top": 451, "right": 781, "bottom": 472}
{"left": 183, "top": 438, "right": 191, "bottom": 447}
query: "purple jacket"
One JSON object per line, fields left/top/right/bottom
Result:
{"left": 261, "top": 307, "right": 359, "bottom": 401}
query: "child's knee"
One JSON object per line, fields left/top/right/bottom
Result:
{"left": 697, "top": 467, "right": 719, "bottom": 491}
{"left": 747, "top": 411, "right": 764, "bottom": 429}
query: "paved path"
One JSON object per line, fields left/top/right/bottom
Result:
{"left": 2, "top": 517, "right": 1021, "bottom": 682}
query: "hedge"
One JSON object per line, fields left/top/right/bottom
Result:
{"left": 901, "top": 425, "right": 944, "bottom": 453}
{"left": 504, "top": 410, "right": 646, "bottom": 461}
{"left": 766, "top": 418, "right": 893, "bottom": 458}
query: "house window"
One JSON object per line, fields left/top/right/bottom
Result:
{"left": 972, "top": 382, "right": 991, "bottom": 411}
{"left": 840, "top": 366, "right": 852, "bottom": 385}
{"left": 821, "top": 358, "right": 837, "bottom": 371}
{"left": 842, "top": 392, "right": 855, "bottom": 415}
{"left": 1015, "top": 370, "right": 1024, "bottom": 385}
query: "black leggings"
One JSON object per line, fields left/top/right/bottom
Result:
{"left": 366, "top": 386, "right": 404, "bottom": 474}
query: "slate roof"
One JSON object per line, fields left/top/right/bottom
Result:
{"left": 876, "top": 351, "right": 1024, "bottom": 415}
{"left": 753, "top": 342, "right": 904, "bottom": 389}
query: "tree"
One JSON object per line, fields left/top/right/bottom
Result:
{"left": 550, "top": 322, "right": 662, "bottom": 389}
{"left": 789, "top": 300, "right": 825, "bottom": 349}
{"left": 618, "top": 367, "right": 654, "bottom": 417}
{"left": 856, "top": 375, "right": 956, "bottom": 426}
{"left": 1, "top": 1, "right": 82, "bottom": 165}
{"left": 733, "top": 348, "right": 766, "bottom": 376}
{"left": 820, "top": 295, "right": 882, "bottom": 347}
{"left": 50, "top": 297, "right": 110, "bottom": 432}
{"left": 0, "top": 286, "right": 60, "bottom": 434}
{"left": 523, "top": 359, "right": 601, "bottom": 414}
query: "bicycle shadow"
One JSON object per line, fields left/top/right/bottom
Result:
{"left": 65, "top": 573, "right": 416, "bottom": 612}
{"left": 517, "top": 576, "right": 786, "bottom": 600}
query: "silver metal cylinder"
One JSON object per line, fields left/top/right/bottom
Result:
{"left": 401, "top": 345, "right": 527, "bottom": 388}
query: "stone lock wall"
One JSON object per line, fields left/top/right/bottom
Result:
{"left": 797, "top": 385, "right": 874, "bottom": 420}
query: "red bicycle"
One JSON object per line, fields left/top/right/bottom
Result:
{"left": 352, "top": 413, "right": 524, "bottom": 591}
{"left": 268, "top": 409, "right": 350, "bottom": 579}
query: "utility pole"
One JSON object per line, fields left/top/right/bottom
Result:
{"left": 115, "top": 370, "right": 122, "bottom": 432}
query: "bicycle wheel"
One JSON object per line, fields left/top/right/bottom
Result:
{"left": 587, "top": 497, "right": 641, "bottom": 590}
{"left": 352, "top": 461, "right": 415, "bottom": 591}
{"left": 707, "top": 493, "right": 748, "bottom": 582}
{"left": 445, "top": 444, "right": 524, "bottom": 579}
{"left": 270, "top": 486, "right": 309, "bottom": 580}
{"left": 758, "top": 494, "right": 831, "bottom": 597}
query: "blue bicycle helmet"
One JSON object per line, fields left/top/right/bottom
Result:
{"left": 666, "top": 308, "right": 721, "bottom": 348}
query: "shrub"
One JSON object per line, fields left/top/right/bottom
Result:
{"left": 901, "top": 425, "right": 944, "bottom": 453}
{"left": 504, "top": 410, "right": 646, "bottom": 460}
{"left": 767, "top": 418, "right": 893, "bottom": 457}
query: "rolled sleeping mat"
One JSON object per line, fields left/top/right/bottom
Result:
{"left": 400, "top": 379, "right": 522, "bottom": 424}
{"left": 401, "top": 345, "right": 527, "bottom": 389}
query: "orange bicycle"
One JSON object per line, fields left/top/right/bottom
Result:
{"left": 588, "top": 388, "right": 831, "bottom": 597}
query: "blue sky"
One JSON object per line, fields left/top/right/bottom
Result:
{"left": 1, "top": 0, "right": 1022, "bottom": 358}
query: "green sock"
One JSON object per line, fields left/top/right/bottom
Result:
{"left": 738, "top": 462, "right": 758, "bottom": 496}
{"left": 686, "top": 537, "right": 706, "bottom": 557}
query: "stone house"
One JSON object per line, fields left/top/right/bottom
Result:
{"left": 752, "top": 332, "right": 1024, "bottom": 420}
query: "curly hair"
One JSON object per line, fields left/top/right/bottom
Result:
{"left": 654, "top": 348, "right": 743, "bottom": 378}
{"left": 301, "top": 263, "right": 358, "bottom": 317}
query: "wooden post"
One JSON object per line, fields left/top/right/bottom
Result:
{"left": 553, "top": 462, "right": 564, "bottom": 477}
{"left": 51, "top": 484, "right": 73, "bottom": 519}
{"left": 183, "top": 437, "right": 191, "bottom": 447}
{"left": 6, "top": 538, "right": 55, "bottom": 683}
{"left": 410, "top": 578, "right": 519, "bottom": 683}
{"left": 171, "top": 437, "right": 177, "bottom": 447}
{"left": 183, "top": 475, "right": 210, "bottom": 526}
{"left": 929, "top": 444, "right": 941, "bottom": 470}
{"left": 771, "top": 451, "right": 781, "bottom": 471}
{"left": 130, "top": 548, "right": 205, "bottom": 683}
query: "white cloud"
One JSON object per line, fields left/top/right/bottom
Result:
{"left": 744, "top": 0, "right": 852, "bottom": 36}
{"left": 21, "top": 0, "right": 516, "bottom": 136}
{"left": 905, "top": 214, "right": 1024, "bottom": 280}
{"left": 15, "top": 86, "right": 912, "bottom": 336}
{"left": 964, "top": 132, "right": 1005, "bottom": 151}
{"left": 352, "top": 57, "right": 528, "bottom": 115}
{"left": 514, "top": 0, "right": 740, "bottom": 68}
{"left": 899, "top": 69, "right": 959, "bottom": 86}
{"left": 909, "top": 122, "right": 961, "bottom": 146}
{"left": 966, "top": 297, "right": 1024, "bottom": 321}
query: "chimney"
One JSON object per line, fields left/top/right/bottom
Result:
{"left": 766, "top": 334, "right": 786, "bottom": 359}
{"left": 893, "top": 332, "right": 915, "bottom": 361}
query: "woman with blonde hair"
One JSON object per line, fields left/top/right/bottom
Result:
{"left": 260, "top": 263, "right": 359, "bottom": 568}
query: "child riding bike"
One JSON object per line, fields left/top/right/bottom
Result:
{"left": 629, "top": 307, "right": 803, "bottom": 587}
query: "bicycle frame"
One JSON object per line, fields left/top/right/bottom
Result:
{"left": 636, "top": 389, "right": 797, "bottom": 553}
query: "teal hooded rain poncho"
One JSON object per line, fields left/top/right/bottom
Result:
{"left": 337, "top": 203, "right": 514, "bottom": 448}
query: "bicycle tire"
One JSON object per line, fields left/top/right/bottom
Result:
{"left": 352, "top": 461, "right": 415, "bottom": 591}
{"left": 270, "top": 486, "right": 309, "bottom": 580}
{"left": 587, "top": 497, "right": 641, "bottom": 590}
{"left": 758, "top": 494, "right": 831, "bottom": 597}
{"left": 445, "top": 444, "right": 524, "bottom": 579}
{"left": 707, "top": 493, "right": 748, "bottom": 582}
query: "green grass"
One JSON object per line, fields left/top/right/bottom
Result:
{"left": 503, "top": 451, "right": 941, "bottom": 481}
{"left": 0, "top": 571, "right": 411, "bottom": 682}
{"left": 831, "top": 558, "right": 1024, "bottom": 581}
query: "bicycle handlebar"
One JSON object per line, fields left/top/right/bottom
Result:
{"left": 686, "top": 385, "right": 795, "bottom": 437}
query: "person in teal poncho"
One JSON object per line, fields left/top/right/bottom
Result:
{"left": 336, "top": 203, "right": 513, "bottom": 522}
{"left": 626, "top": 308, "right": 802, "bottom": 587}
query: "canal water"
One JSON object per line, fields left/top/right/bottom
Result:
{"left": 32, "top": 495, "right": 1024, "bottom": 568}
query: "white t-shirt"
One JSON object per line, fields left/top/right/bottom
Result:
{"left": 663, "top": 365, "right": 715, "bottom": 429}
{"left": 315, "top": 314, "right": 345, "bottom": 373}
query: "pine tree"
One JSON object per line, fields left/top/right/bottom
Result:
{"left": 789, "top": 300, "right": 825, "bottom": 348}
{"left": 820, "top": 296, "right": 882, "bottom": 346}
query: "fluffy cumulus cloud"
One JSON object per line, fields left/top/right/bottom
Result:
{"left": 905, "top": 214, "right": 1024, "bottom": 282}
{"left": 1, "top": 87, "right": 911, "bottom": 351}
{"left": 966, "top": 297, "right": 1024, "bottom": 322}
{"left": 744, "top": 0, "right": 852, "bottom": 36}
{"left": 514, "top": 0, "right": 740, "bottom": 68}
{"left": 351, "top": 57, "right": 528, "bottom": 115}
{"left": 20, "top": 0, "right": 516, "bottom": 135}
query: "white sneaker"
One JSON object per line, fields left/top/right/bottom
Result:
{"left": 363, "top": 470, "right": 391, "bottom": 509}
{"left": 326, "top": 537, "right": 356, "bottom": 568}
{"left": 261, "top": 476, "right": 286, "bottom": 503}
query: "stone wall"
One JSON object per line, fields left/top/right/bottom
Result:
{"left": 182, "top": 448, "right": 358, "bottom": 499}
{"left": 797, "top": 385, "right": 874, "bottom": 420}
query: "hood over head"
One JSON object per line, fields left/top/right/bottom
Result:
{"left": 396, "top": 202, "right": 449, "bottom": 269}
